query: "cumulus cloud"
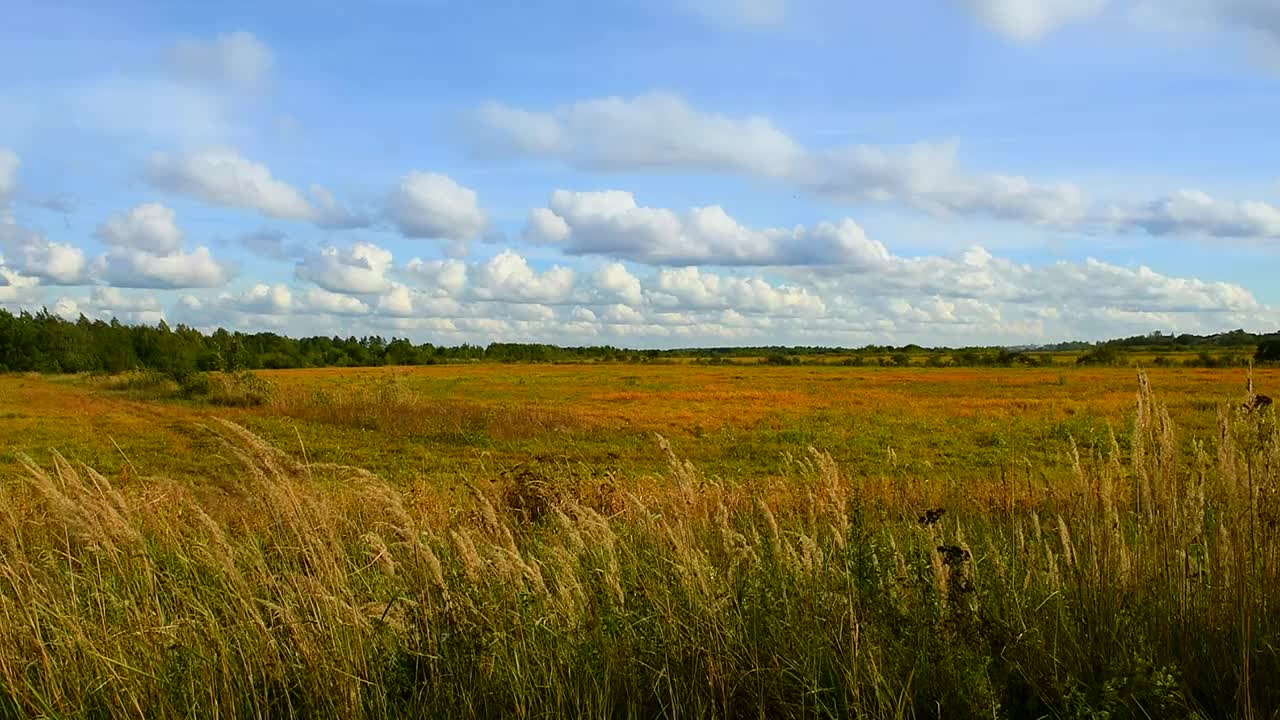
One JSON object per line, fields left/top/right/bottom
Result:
{"left": 592, "top": 262, "right": 644, "bottom": 305}
{"left": 90, "top": 286, "right": 165, "bottom": 314}
{"left": 650, "top": 267, "right": 826, "bottom": 316}
{"left": 134, "top": 234, "right": 1273, "bottom": 347}
{"left": 298, "top": 286, "right": 371, "bottom": 315}
{"left": 955, "top": 0, "right": 1107, "bottom": 41}
{"left": 169, "top": 30, "right": 273, "bottom": 90}
{"left": 0, "top": 223, "right": 87, "bottom": 284}
{"left": 375, "top": 284, "right": 463, "bottom": 318}
{"left": 388, "top": 172, "right": 487, "bottom": 242}
{"left": 83, "top": 203, "right": 236, "bottom": 289}
{"left": 145, "top": 149, "right": 365, "bottom": 228}
{"left": 294, "top": 242, "right": 393, "bottom": 295}
{"left": 809, "top": 244, "right": 1259, "bottom": 315}
{"left": 57, "top": 287, "right": 167, "bottom": 324}
{"left": 0, "top": 263, "right": 41, "bottom": 304}
{"left": 146, "top": 149, "right": 312, "bottom": 220}
{"left": 470, "top": 94, "right": 1087, "bottom": 226}
{"left": 402, "top": 257, "right": 468, "bottom": 297}
{"left": 226, "top": 283, "right": 293, "bottom": 315}
{"left": 96, "top": 203, "right": 184, "bottom": 254}
{"left": 92, "top": 246, "right": 235, "bottom": 289}
{"left": 470, "top": 250, "right": 575, "bottom": 304}
{"left": 525, "top": 190, "right": 892, "bottom": 266}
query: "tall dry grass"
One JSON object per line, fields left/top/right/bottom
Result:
{"left": 0, "top": 371, "right": 1276, "bottom": 718}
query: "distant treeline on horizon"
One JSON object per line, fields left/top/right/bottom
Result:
{"left": 1, "top": 307, "right": 1278, "bottom": 375}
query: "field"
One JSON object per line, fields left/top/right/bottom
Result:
{"left": 1, "top": 364, "right": 1266, "bottom": 486}
{"left": 0, "top": 364, "right": 1277, "bottom": 718}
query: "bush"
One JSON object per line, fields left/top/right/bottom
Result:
{"left": 1257, "top": 340, "right": 1280, "bottom": 364}
{"left": 207, "top": 371, "right": 277, "bottom": 406}
{"left": 104, "top": 370, "right": 177, "bottom": 395}
{"left": 1076, "top": 345, "right": 1124, "bottom": 366}
{"left": 176, "top": 371, "right": 213, "bottom": 398}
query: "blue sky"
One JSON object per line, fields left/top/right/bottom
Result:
{"left": 1, "top": 0, "right": 1278, "bottom": 347}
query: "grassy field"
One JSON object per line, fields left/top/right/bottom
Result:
{"left": 2, "top": 364, "right": 1271, "bottom": 486}
{"left": 0, "top": 364, "right": 1277, "bottom": 718}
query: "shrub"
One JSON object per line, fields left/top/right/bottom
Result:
{"left": 207, "top": 371, "right": 277, "bottom": 406}
{"left": 176, "top": 371, "right": 213, "bottom": 398}
{"left": 1257, "top": 340, "right": 1280, "bottom": 364}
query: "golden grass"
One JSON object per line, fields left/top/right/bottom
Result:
{"left": 0, "top": 370, "right": 1276, "bottom": 717}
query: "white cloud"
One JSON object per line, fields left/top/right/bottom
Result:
{"left": 294, "top": 242, "right": 393, "bottom": 295}
{"left": 402, "top": 257, "right": 468, "bottom": 297}
{"left": 803, "top": 141, "right": 1089, "bottom": 225}
{"left": 0, "top": 264, "right": 40, "bottom": 304}
{"left": 956, "top": 0, "right": 1108, "bottom": 41}
{"left": 92, "top": 246, "right": 235, "bottom": 289}
{"left": 0, "top": 148, "right": 17, "bottom": 200}
{"left": 650, "top": 267, "right": 826, "bottom": 316}
{"left": 602, "top": 303, "right": 646, "bottom": 325}
{"left": 470, "top": 93, "right": 803, "bottom": 178}
{"left": 1108, "top": 190, "right": 1280, "bottom": 238}
{"left": 138, "top": 154, "right": 361, "bottom": 230}
{"left": 375, "top": 284, "right": 463, "bottom": 318}
{"left": 298, "top": 287, "right": 371, "bottom": 315}
{"left": 169, "top": 30, "right": 273, "bottom": 90}
{"left": 525, "top": 190, "right": 892, "bottom": 266}
{"left": 0, "top": 223, "right": 86, "bottom": 284}
{"left": 592, "top": 262, "right": 644, "bottom": 305}
{"left": 96, "top": 203, "right": 184, "bottom": 254}
{"left": 388, "top": 172, "right": 487, "bottom": 242}
{"left": 470, "top": 250, "right": 575, "bottom": 304}
{"left": 808, "top": 245, "right": 1259, "bottom": 316}
{"left": 146, "top": 149, "right": 312, "bottom": 220}
{"left": 60, "top": 287, "right": 167, "bottom": 324}
{"left": 471, "top": 95, "right": 1086, "bottom": 227}
{"left": 471, "top": 103, "right": 565, "bottom": 156}
{"left": 122, "top": 235, "right": 1273, "bottom": 347}
{"left": 226, "top": 283, "right": 293, "bottom": 315}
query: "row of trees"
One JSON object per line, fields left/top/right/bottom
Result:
{"left": 0, "top": 310, "right": 652, "bottom": 375}
{"left": 1, "top": 308, "right": 1278, "bottom": 375}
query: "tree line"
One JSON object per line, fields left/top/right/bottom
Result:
{"left": 1, "top": 308, "right": 1277, "bottom": 376}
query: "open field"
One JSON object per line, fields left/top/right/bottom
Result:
{"left": 2, "top": 364, "right": 1274, "bottom": 489}
{"left": 0, "top": 365, "right": 1278, "bottom": 718}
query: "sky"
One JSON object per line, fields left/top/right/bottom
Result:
{"left": 1, "top": 0, "right": 1279, "bottom": 348}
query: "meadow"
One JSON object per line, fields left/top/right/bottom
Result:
{"left": 0, "top": 363, "right": 1277, "bottom": 718}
